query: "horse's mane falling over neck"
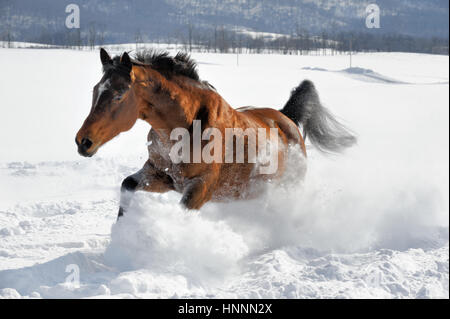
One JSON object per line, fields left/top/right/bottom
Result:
{"left": 134, "top": 50, "right": 201, "bottom": 82}
{"left": 107, "top": 49, "right": 215, "bottom": 89}
{"left": 114, "top": 50, "right": 220, "bottom": 131}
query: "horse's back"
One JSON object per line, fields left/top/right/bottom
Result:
{"left": 237, "top": 107, "right": 306, "bottom": 153}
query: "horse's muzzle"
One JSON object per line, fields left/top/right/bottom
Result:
{"left": 76, "top": 137, "right": 94, "bottom": 157}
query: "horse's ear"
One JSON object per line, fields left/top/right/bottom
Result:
{"left": 100, "top": 48, "right": 112, "bottom": 66}
{"left": 120, "top": 52, "right": 132, "bottom": 71}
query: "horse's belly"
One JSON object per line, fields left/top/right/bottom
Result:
{"left": 210, "top": 162, "right": 277, "bottom": 201}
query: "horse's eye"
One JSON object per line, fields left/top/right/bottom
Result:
{"left": 112, "top": 89, "right": 127, "bottom": 101}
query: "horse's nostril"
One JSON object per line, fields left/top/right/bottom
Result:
{"left": 77, "top": 137, "right": 95, "bottom": 157}
{"left": 81, "top": 138, "right": 93, "bottom": 149}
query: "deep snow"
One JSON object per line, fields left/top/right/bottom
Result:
{"left": 0, "top": 47, "right": 448, "bottom": 298}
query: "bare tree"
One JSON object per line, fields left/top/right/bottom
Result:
{"left": 6, "top": 25, "right": 12, "bottom": 48}
{"left": 98, "top": 24, "right": 106, "bottom": 47}
{"left": 135, "top": 29, "right": 143, "bottom": 51}
{"left": 76, "top": 29, "right": 82, "bottom": 50}
{"left": 188, "top": 23, "right": 194, "bottom": 52}
{"left": 88, "top": 23, "right": 96, "bottom": 50}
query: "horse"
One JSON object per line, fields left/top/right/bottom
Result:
{"left": 75, "top": 48, "right": 356, "bottom": 219}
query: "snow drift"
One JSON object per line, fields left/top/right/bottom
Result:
{"left": 0, "top": 48, "right": 448, "bottom": 298}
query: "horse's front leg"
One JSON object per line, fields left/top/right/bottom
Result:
{"left": 180, "top": 174, "right": 218, "bottom": 210}
{"left": 118, "top": 161, "right": 174, "bottom": 219}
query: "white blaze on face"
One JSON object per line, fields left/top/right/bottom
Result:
{"left": 94, "top": 79, "right": 111, "bottom": 109}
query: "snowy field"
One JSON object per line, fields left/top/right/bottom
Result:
{"left": 0, "top": 47, "right": 448, "bottom": 299}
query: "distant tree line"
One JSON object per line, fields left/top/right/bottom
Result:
{"left": 1, "top": 23, "right": 448, "bottom": 55}
{"left": 171, "top": 25, "right": 449, "bottom": 55}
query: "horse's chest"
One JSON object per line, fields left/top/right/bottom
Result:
{"left": 146, "top": 136, "right": 192, "bottom": 188}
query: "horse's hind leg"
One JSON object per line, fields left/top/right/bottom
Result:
{"left": 118, "top": 161, "right": 174, "bottom": 219}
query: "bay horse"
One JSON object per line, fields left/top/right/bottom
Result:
{"left": 75, "top": 48, "right": 356, "bottom": 218}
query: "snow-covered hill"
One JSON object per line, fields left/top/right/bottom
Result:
{"left": 1, "top": 0, "right": 448, "bottom": 43}
{"left": 0, "top": 47, "right": 448, "bottom": 298}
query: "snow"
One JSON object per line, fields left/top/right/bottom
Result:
{"left": 0, "top": 47, "right": 448, "bottom": 299}
{"left": 235, "top": 28, "right": 289, "bottom": 40}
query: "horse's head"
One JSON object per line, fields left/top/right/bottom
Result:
{"left": 76, "top": 49, "right": 140, "bottom": 157}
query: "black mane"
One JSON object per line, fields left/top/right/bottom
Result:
{"left": 134, "top": 50, "right": 200, "bottom": 82}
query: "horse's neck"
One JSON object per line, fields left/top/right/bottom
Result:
{"left": 137, "top": 75, "right": 217, "bottom": 131}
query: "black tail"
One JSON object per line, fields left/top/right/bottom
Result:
{"left": 281, "top": 80, "right": 357, "bottom": 153}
